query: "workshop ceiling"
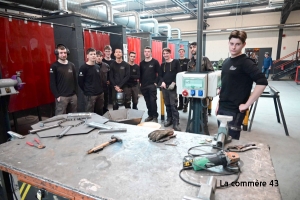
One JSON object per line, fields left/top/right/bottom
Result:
{"left": 82, "top": 0, "right": 290, "bottom": 22}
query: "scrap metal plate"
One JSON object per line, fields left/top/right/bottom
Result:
{"left": 30, "top": 113, "right": 109, "bottom": 138}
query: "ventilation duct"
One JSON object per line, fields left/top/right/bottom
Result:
{"left": 57, "top": 0, "right": 67, "bottom": 14}
{"left": 81, "top": 0, "right": 113, "bottom": 24}
{"left": 140, "top": 18, "right": 159, "bottom": 36}
{"left": 114, "top": 11, "right": 140, "bottom": 32}
{"left": 171, "top": 28, "right": 181, "bottom": 39}
{"left": 158, "top": 24, "right": 172, "bottom": 38}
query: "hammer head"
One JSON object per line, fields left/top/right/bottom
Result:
{"left": 111, "top": 135, "right": 122, "bottom": 143}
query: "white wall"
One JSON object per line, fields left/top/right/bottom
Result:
{"left": 167, "top": 11, "right": 300, "bottom": 60}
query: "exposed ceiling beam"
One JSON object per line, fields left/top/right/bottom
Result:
{"left": 140, "top": 3, "right": 270, "bottom": 19}
{"left": 281, "top": 0, "right": 300, "bottom": 23}
{"left": 171, "top": 0, "right": 197, "bottom": 18}
{"left": 157, "top": 9, "right": 282, "bottom": 22}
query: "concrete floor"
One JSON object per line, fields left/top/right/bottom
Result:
{"left": 2, "top": 79, "right": 299, "bottom": 200}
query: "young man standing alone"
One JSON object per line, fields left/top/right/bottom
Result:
{"left": 262, "top": 52, "right": 272, "bottom": 79}
{"left": 216, "top": 30, "right": 268, "bottom": 140}
{"left": 109, "top": 48, "right": 130, "bottom": 110}
{"left": 140, "top": 47, "right": 160, "bottom": 123}
{"left": 124, "top": 52, "right": 140, "bottom": 109}
{"left": 78, "top": 48, "right": 104, "bottom": 115}
{"left": 159, "top": 48, "right": 182, "bottom": 131}
{"left": 50, "top": 44, "right": 77, "bottom": 115}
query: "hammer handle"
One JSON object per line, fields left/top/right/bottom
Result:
{"left": 87, "top": 139, "right": 116, "bottom": 154}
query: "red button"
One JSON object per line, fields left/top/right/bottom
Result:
{"left": 182, "top": 90, "right": 188, "bottom": 97}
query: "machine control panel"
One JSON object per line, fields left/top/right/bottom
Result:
{"left": 176, "top": 71, "right": 221, "bottom": 98}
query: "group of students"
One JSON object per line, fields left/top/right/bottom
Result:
{"left": 49, "top": 43, "right": 196, "bottom": 131}
{"left": 49, "top": 29, "right": 269, "bottom": 140}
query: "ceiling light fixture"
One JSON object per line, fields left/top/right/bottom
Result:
{"left": 209, "top": 12, "right": 230, "bottom": 16}
{"left": 112, "top": 4, "right": 127, "bottom": 9}
{"left": 145, "top": 0, "right": 168, "bottom": 4}
{"left": 172, "top": 16, "right": 191, "bottom": 20}
{"left": 250, "top": 7, "right": 279, "bottom": 11}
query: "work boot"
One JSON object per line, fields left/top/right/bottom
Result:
{"left": 144, "top": 116, "right": 153, "bottom": 122}
{"left": 152, "top": 117, "right": 158, "bottom": 123}
{"left": 124, "top": 102, "right": 131, "bottom": 109}
{"left": 173, "top": 121, "right": 181, "bottom": 131}
{"left": 132, "top": 103, "right": 138, "bottom": 110}
{"left": 183, "top": 105, "right": 187, "bottom": 113}
{"left": 177, "top": 103, "right": 183, "bottom": 110}
{"left": 164, "top": 119, "right": 173, "bottom": 127}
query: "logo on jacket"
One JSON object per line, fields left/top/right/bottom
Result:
{"left": 149, "top": 65, "right": 153, "bottom": 68}
{"left": 68, "top": 69, "right": 73, "bottom": 73}
{"left": 50, "top": 68, "right": 53, "bottom": 73}
{"left": 96, "top": 70, "right": 99, "bottom": 73}
{"left": 79, "top": 72, "right": 83, "bottom": 76}
{"left": 229, "top": 66, "right": 236, "bottom": 70}
{"left": 120, "top": 66, "right": 125, "bottom": 69}
{"left": 133, "top": 69, "right": 136, "bottom": 72}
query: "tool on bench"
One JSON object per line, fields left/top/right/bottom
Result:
{"left": 148, "top": 129, "right": 176, "bottom": 143}
{"left": 7, "top": 131, "right": 25, "bottom": 139}
{"left": 26, "top": 138, "right": 45, "bottom": 149}
{"left": 29, "top": 124, "right": 60, "bottom": 134}
{"left": 67, "top": 112, "right": 92, "bottom": 120}
{"left": 183, "top": 151, "right": 240, "bottom": 170}
{"left": 214, "top": 115, "right": 233, "bottom": 149}
{"left": 227, "top": 143, "right": 258, "bottom": 152}
{"left": 39, "top": 116, "right": 65, "bottom": 127}
{"left": 86, "top": 122, "right": 127, "bottom": 133}
{"left": 87, "top": 135, "right": 122, "bottom": 154}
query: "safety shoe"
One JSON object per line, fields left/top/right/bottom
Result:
{"left": 183, "top": 105, "right": 187, "bottom": 113}
{"left": 144, "top": 116, "right": 153, "bottom": 122}
{"left": 152, "top": 118, "right": 158, "bottom": 123}
{"left": 164, "top": 119, "right": 173, "bottom": 127}
{"left": 173, "top": 122, "right": 181, "bottom": 131}
{"left": 177, "top": 104, "right": 183, "bottom": 110}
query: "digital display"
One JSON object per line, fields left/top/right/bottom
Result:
{"left": 183, "top": 78, "right": 203, "bottom": 89}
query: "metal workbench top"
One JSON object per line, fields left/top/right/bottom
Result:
{"left": 0, "top": 121, "right": 281, "bottom": 200}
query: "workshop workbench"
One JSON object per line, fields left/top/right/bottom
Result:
{"left": 0, "top": 120, "right": 281, "bottom": 200}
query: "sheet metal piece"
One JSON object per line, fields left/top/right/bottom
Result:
{"left": 98, "top": 128, "right": 127, "bottom": 133}
{"left": 31, "top": 113, "right": 109, "bottom": 138}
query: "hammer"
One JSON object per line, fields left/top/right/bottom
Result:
{"left": 87, "top": 135, "right": 122, "bottom": 154}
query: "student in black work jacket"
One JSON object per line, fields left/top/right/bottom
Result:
{"left": 158, "top": 48, "right": 182, "bottom": 131}
{"left": 78, "top": 48, "right": 104, "bottom": 115}
{"left": 109, "top": 48, "right": 130, "bottom": 110}
{"left": 96, "top": 50, "right": 110, "bottom": 114}
{"left": 177, "top": 48, "right": 190, "bottom": 111}
{"left": 124, "top": 51, "right": 140, "bottom": 109}
{"left": 50, "top": 44, "right": 77, "bottom": 115}
{"left": 139, "top": 46, "right": 160, "bottom": 123}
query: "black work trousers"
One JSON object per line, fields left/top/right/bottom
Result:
{"left": 141, "top": 84, "right": 158, "bottom": 118}
{"left": 162, "top": 88, "right": 179, "bottom": 122}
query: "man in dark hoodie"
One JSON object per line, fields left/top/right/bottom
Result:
{"left": 109, "top": 48, "right": 130, "bottom": 110}
{"left": 124, "top": 51, "right": 140, "bottom": 109}
{"left": 78, "top": 48, "right": 104, "bottom": 115}
{"left": 159, "top": 48, "right": 182, "bottom": 131}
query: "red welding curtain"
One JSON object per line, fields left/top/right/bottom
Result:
{"left": 83, "top": 30, "right": 110, "bottom": 59}
{"left": 127, "top": 36, "right": 141, "bottom": 64}
{"left": 0, "top": 16, "right": 56, "bottom": 112}
{"left": 168, "top": 43, "right": 175, "bottom": 59}
{"left": 152, "top": 40, "right": 163, "bottom": 64}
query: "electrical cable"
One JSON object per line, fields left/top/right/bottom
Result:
{"left": 179, "top": 144, "right": 241, "bottom": 189}
{"left": 9, "top": 174, "right": 18, "bottom": 200}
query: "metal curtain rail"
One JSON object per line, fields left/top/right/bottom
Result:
{"left": 0, "top": 13, "right": 74, "bottom": 28}
{"left": 126, "top": 35, "right": 149, "bottom": 40}
{"left": 83, "top": 28, "right": 122, "bottom": 36}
